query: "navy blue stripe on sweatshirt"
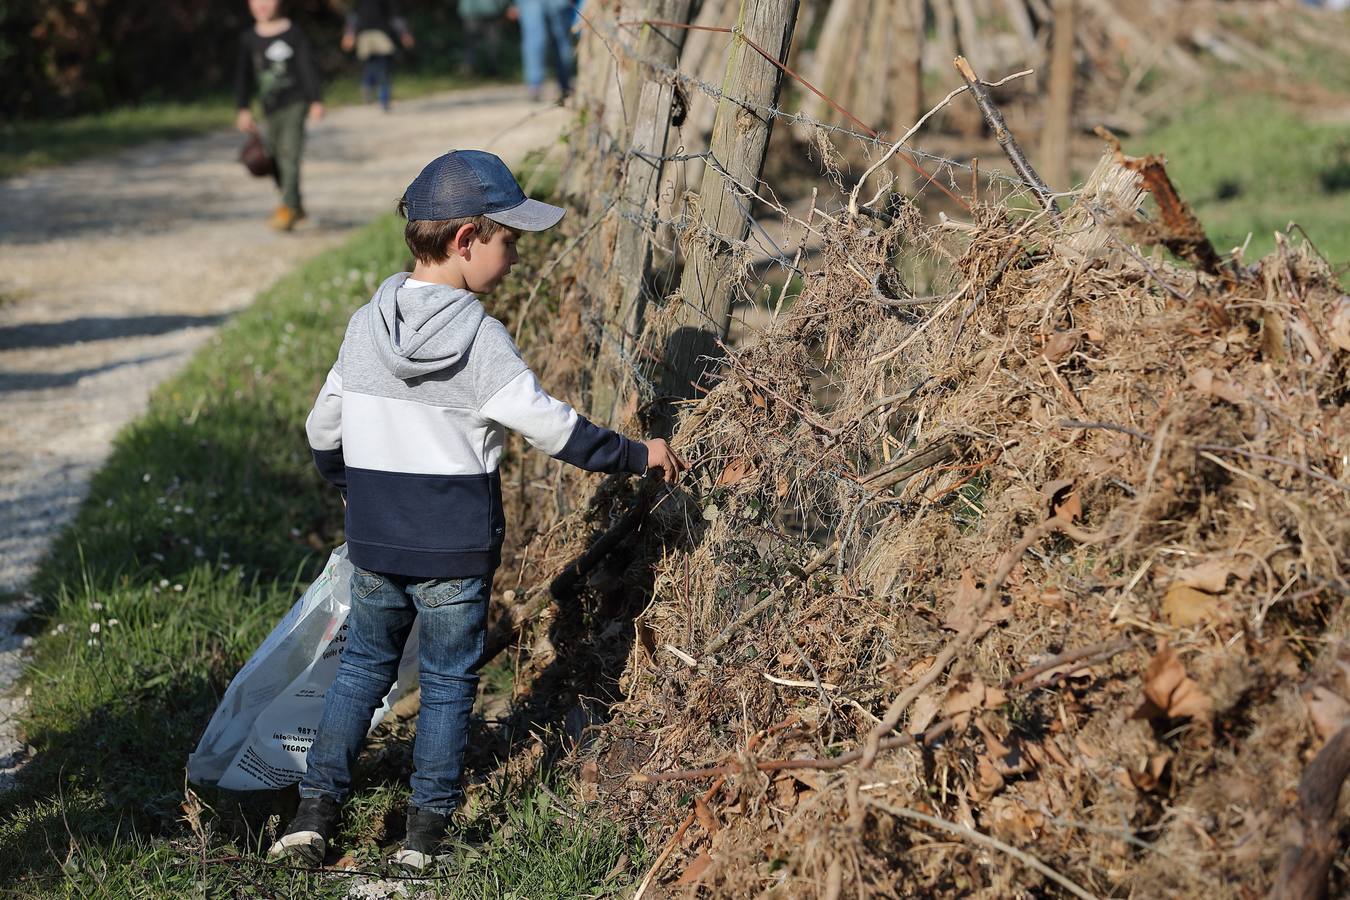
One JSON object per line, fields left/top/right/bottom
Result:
{"left": 311, "top": 447, "right": 347, "bottom": 490}
{"left": 343, "top": 467, "right": 505, "bottom": 579}
{"left": 556, "top": 417, "right": 648, "bottom": 474}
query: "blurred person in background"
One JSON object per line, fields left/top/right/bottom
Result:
{"left": 342, "top": 0, "right": 415, "bottom": 112}
{"left": 509, "top": 0, "right": 574, "bottom": 103}
{"left": 458, "top": 0, "right": 510, "bottom": 78}
{"left": 235, "top": 0, "right": 324, "bottom": 231}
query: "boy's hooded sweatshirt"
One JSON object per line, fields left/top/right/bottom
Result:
{"left": 306, "top": 273, "right": 648, "bottom": 578}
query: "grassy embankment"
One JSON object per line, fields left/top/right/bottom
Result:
{"left": 0, "top": 213, "right": 640, "bottom": 898}
{"left": 0, "top": 69, "right": 495, "bottom": 180}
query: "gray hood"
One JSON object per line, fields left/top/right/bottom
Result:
{"left": 368, "top": 273, "right": 485, "bottom": 380}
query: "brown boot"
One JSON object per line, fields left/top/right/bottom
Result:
{"left": 267, "top": 205, "right": 300, "bottom": 232}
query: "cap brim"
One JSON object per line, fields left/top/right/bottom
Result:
{"left": 485, "top": 197, "right": 566, "bottom": 231}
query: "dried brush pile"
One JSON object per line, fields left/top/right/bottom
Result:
{"left": 503, "top": 142, "right": 1350, "bottom": 898}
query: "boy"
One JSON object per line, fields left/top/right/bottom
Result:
{"left": 235, "top": 0, "right": 324, "bottom": 231}
{"left": 270, "top": 149, "right": 684, "bottom": 869}
{"left": 342, "top": 0, "right": 415, "bottom": 112}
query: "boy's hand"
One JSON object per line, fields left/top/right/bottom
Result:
{"left": 308, "top": 102, "right": 325, "bottom": 124}
{"left": 340, "top": 30, "right": 355, "bottom": 52}
{"left": 235, "top": 108, "right": 258, "bottom": 134}
{"left": 642, "top": 438, "right": 687, "bottom": 484}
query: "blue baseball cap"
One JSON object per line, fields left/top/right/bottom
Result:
{"left": 401, "top": 149, "right": 565, "bottom": 231}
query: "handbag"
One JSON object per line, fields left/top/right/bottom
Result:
{"left": 239, "top": 133, "right": 276, "bottom": 178}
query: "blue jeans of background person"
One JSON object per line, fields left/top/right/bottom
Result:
{"left": 361, "top": 54, "right": 393, "bottom": 110}
{"left": 300, "top": 567, "right": 492, "bottom": 815}
{"left": 517, "top": 0, "right": 573, "bottom": 96}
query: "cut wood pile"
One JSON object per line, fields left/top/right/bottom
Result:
{"left": 474, "top": 3, "right": 1350, "bottom": 898}
{"left": 648, "top": 0, "right": 1333, "bottom": 154}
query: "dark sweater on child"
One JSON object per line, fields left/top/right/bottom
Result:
{"left": 235, "top": 25, "right": 323, "bottom": 114}
{"left": 349, "top": 0, "right": 406, "bottom": 36}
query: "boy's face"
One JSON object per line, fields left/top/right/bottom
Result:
{"left": 249, "top": 0, "right": 280, "bottom": 23}
{"left": 461, "top": 226, "right": 520, "bottom": 294}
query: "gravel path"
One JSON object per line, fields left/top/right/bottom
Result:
{"left": 0, "top": 85, "right": 569, "bottom": 787}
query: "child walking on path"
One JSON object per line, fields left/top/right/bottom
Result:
{"left": 235, "top": 0, "right": 324, "bottom": 231}
{"left": 270, "top": 149, "right": 684, "bottom": 869}
{"left": 342, "top": 0, "right": 415, "bottom": 112}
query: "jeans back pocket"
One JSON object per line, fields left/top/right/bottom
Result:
{"left": 352, "top": 571, "right": 385, "bottom": 599}
{"left": 417, "top": 577, "right": 470, "bottom": 609}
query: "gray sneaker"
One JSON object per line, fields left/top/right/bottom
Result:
{"left": 267, "top": 795, "right": 340, "bottom": 865}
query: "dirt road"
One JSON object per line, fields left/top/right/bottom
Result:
{"left": 0, "top": 85, "right": 569, "bottom": 786}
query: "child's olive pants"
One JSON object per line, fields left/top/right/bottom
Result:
{"left": 264, "top": 102, "right": 306, "bottom": 212}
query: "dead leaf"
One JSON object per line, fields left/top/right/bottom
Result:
{"left": 636, "top": 621, "right": 658, "bottom": 658}
{"left": 988, "top": 798, "right": 1045, "bottom": 843}
{"left": 1304, "top": 685, "right": 1350, "bottom": 742}
{"left": 1128, "top": 752, "right": 1172, "bottom": 793}
{"left": 1290, "top": 317, "right": 1324, "bottom": 363}
{"left": 180, "top": 788, "right": 206, "bottom": 843}
{"left": 1055, "top": 489, "right": 1082, "bottom": 522}
{"left": 972, "top": 753, "right": 1005, "bottom": 801}
{"left": 1177, "top": 560, "right": 1232, "bottom": 593}
{"left": 772, "top": 776, "right": 799, "bottom": 810}
{"left": 1037, "top": 586, "right": 1068, "bottom": 612}
{"left": 1138, "top": 643, "right": 1212, "bottom": 721}
{"left": 693, "top": 796, "right": 720, "bottom": 835}
{"left": 942, "top": 676, "right": 986, "bottom": 730}
{"left": 1042, "top": 330, "right": 1080, "bottom": 363}
{"left": 674, "top": 849, "right": 713, "bottom": 886}
{"left": 750, "top": 390, "right": 767, "bottom": 411}
{"left": 943, "top": 569, "right": 1006, "bottom": 636}
{"left": 580, "top": 761, "right": 600, "bottom": 784}
{"left": 1329, "top": 296, "right": 1350, "bottom": 352}
{"left": 716, "top": 456, "right": 756, "bottom": 487}
{"left": 909, "top": 691, "right": 941, "bottom": 735}
{"left": 1162, "top": 583, "right": 1221, "bottom": 627}
{"left": 1190, "top": 367, "right": 1245, "bottom": 404}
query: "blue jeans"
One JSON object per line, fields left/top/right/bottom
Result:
{"left": 361, "top": 54, "right": 392, "bottom": 110}
{"left": 300, "top": 567, "right": 492, "bottom": 815}
{"left": 517, "top": 0, "right": 573, "bottom": 94}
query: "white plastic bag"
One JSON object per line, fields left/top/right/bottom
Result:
{"left": 187, "top": 544, "right": 419, "bottom": 790}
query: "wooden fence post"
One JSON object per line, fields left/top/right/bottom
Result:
{"left": 589, "top": 1, "right": 697, "bottom": 427}
{"left": 658, "top": 0, "right": 801, "bottom": 403}
{"left": 1041, "top": 0, "right": 1077, "bottom": 191}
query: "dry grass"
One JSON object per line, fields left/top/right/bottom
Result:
{"left": 495, "top": 136, "right": 1349, "bottom": 898}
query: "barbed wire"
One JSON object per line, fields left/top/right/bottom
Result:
{"left": 586, "top": 14, "right": 1046, "bottom": 194}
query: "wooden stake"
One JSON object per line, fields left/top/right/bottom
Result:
{"left": 1040, "top": 0, "right": 1077, "bottom": 191}
{"left": 660, "top": 0, "right": 802, "bottom": 402}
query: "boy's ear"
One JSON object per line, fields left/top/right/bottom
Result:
{"left": 451, "top": 222, "right": 478, "bottom": 257}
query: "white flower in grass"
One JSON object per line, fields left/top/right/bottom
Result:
{"left": 89, "top": 623, "right": 101, "bottom": 634}
{"left": 87, "top": 638, "right": 99, "bottom": 647}
{"left": 173, "top": 584, "right": 184, "bottom": 592}
{"left": 90, "top": 601, "right": 103, "bottom": 612}
{"left": 142, "top": 473, "right": 151, "bottom": 483}
{"left": 53, "top": 623, "right": 68, "bottom": 635}
{"left": 107, "top": 619, "right": 120, "bottom": 627}
{"left": 159, "top": 579, "right": 170, "bottom": 588}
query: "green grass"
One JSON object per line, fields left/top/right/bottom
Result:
{"left": 0, "top": 214, "right": 641, "bottom": 897}
{"left": 1128, "top": 93, "right": 1350, "bottom": 272}
{"left": 0, "top": 70, "right": 500, "bottom": 180}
